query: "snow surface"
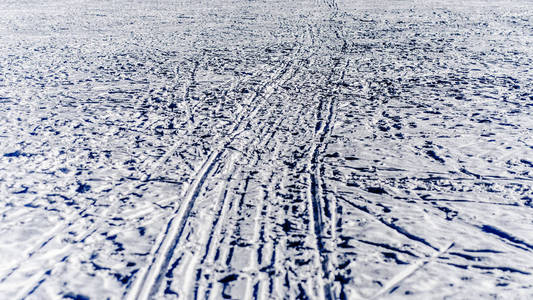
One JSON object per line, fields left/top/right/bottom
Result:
{"left": 0, "top": 0, "right": 532, "bottom": 299}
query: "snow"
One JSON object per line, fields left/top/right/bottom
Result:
{"left": 0, "top": 0, "right": 532, "bottom": 299}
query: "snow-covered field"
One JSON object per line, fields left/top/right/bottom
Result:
{"left": 1, "top": 0, "right": 532, "bottom": 299}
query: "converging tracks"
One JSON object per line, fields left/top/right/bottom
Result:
{"left": 127, "top": 13, "right": 353, "bottom": 298}
{"left": 3, "top": 0, "right": 532, "bottom": 299}
{"left": 128, "top": 42, "right": 308, "bottom": 300}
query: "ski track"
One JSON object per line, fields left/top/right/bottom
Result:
{"left": 1, "top": 0, "right": 533, "bottom": 299}
{"left": 128, "top": 40, "right": 307, "bottom": 299}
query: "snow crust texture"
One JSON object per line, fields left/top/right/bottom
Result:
{"left": 0, "top": 0, "right": 532, "bottom": 299}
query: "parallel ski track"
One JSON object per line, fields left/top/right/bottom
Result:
{"left": 127, "top": 45, "right": 305, "bottom": 300}
{"left": 306, "top": 17, "right": 349, "bottom": 297}
{"left": 152, "top": 32, "right": 316, "bottom": 298}
{"left": 307, "top": 59, "right": 344, "bottom": 300}
{"left": 205, "top": 68, "right": 309, "bottom": 298}
{"left": 191, "top": 161, "right": 243, "bottom": 300}
{"left": 140, "top": 59, "right": 277, "bottom": 182}
{"left": 195, "top": 42, "right": 336, "bottom": 299}
{"left": 3, "top": 7, "right": 324, "bottom": 300}
{"left": 252, "top": 171, "right": 280, "bottom": 299}
{"left": 183, "top": 45, "right": 314, "bottom": 298}
{"left": 193, "top": 100, "right": 290, "bottom": 300}
{"left": 161, "top": 124, "right": 270, "bottom": 298}
{"left": 8, "top": 53, "right": 221, "bottom": 300}
{"left": 11, "top": 38, "right": 304, "bottom": 300}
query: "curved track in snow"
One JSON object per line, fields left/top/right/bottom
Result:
{"left": 0, "top": 0, "right": 532, "bottom": 299}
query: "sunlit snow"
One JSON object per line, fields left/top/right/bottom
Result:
{"left": 0, "top": 0, "right": 532, "bottom": 299}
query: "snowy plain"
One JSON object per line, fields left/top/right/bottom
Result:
{"left": 0, "top": 0, "right": 532, "bottom": 299}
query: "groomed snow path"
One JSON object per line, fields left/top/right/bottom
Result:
{"left": 1, "top": 0, "right": 532, "bottom": 299}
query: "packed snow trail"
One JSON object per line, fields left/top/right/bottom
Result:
{"left": 0, "top": 0, "right": 532, "bottom": 299}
